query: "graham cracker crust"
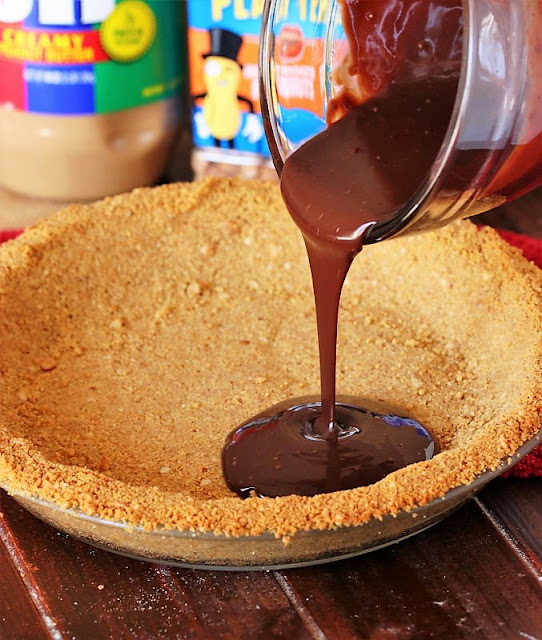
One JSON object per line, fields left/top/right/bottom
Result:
{"left": 0, "top": 178, "right": 540, "bottom": 538}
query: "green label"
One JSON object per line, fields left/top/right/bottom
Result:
{"left": 95, "top": 1, "right": 185, "bottom": 113}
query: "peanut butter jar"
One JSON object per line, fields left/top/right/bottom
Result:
{"left": 0, "top": 0, "right": 185, "bottom": 201}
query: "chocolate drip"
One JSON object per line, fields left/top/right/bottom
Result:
{"left": 222, "top": 4, "right": 462, "bottom": 498}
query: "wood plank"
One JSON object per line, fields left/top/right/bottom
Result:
{"left": 0, "top": 492, "right": 310, "bottom": 640}
{"left": 276, "top": 500, "right": 542, "bottom": 640}
{"left": 166, "top": 568, "right": 313, "bottom": 639}
{"left": 0, "top": 512, "right": 51, "bottom": 639}
{"left": 479, "top": 478, "right": 542, "bottom": 575}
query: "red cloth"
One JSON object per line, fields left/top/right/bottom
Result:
{"left": 495, "top": 230, "right": 542, "bottom": 478}
{"left": 0, "top": 229, "right": 22, "bottom": 243}
{"left": 1, "top": 227, "right": 540, "bottom": 477}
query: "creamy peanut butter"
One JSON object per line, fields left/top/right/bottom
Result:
{"left": 0, "top": 0, "right": 185, "bottom": 201}
{"left": 0, "top": 99, "right": 181, "bottom": 201}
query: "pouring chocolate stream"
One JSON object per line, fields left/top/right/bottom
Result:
{"left": 222, "top": 0, "right": 464, "bottom": 497}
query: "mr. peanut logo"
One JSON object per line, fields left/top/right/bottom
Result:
{"left": 193, "top": 27, "right": 264, "bottom": 149}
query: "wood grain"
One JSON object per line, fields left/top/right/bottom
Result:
{"left": 276, "top": 501, "right": 542, "bottom": 639}
{"left": 0, "top": 509, "right": 50, "bottom": 639}
{"left": 479, "top": 479, "right": 542, "bottom": 576}
{"left": 0, "top": 493, "right": 309, "bottom": 640}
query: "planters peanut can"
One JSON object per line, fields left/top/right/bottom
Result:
{"left": 187, "top": 1, "right": 274, "bottom": 179}
{"left": 187, "top": 1, "right": 327, "bottom": 180}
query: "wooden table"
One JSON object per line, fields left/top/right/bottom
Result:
{"left": 0, "top": 183, "right": 541, "bottom": 639}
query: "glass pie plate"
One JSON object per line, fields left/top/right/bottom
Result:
{"left": 2, "top": 432, "right": 539, "bottom": 571}
{"left": 0, "top": 180, "right": 541, "bottom": 570}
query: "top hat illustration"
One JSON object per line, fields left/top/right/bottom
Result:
{"left": 202, "top": 28, "right": 243, "bottom": 63}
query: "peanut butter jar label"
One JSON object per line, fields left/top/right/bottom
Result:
{"left": 0, "top": 0, "right": 184, "bottom": 115}
{"left": 187, "top": 0, "right": 325, "bottom": 158}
